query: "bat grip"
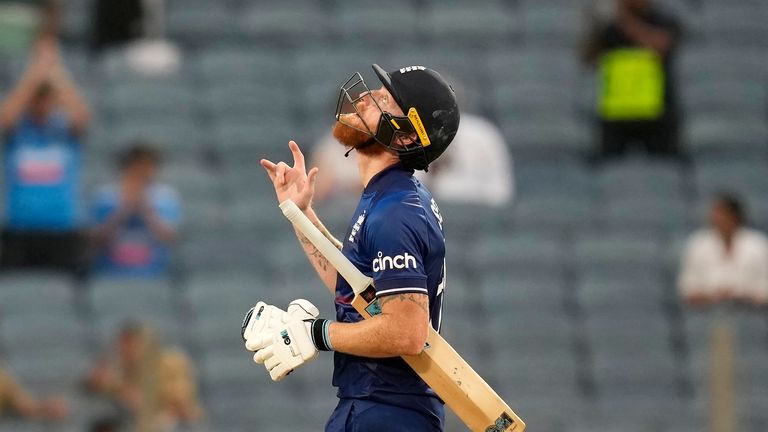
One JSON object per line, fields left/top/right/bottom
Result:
{"left": 279, "top": 200, "right": 372, "bottom": 295}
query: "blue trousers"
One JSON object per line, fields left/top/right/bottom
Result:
{"left": 325, "top": 398, "right": 444, "bottom": 432}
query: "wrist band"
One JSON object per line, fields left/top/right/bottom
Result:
{"left": 311, "top": 319, "right": 334, "bottom": 351}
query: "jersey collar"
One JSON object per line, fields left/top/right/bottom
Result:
{"left": 363, "top": 162, "right": 414, "bottom": 195}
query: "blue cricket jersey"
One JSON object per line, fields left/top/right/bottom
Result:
{"left": 90, "top": 182, "right": 182, "bottom": 277}
{"left": 333, "top": 163, "right": 447, "bottom": 416}
{"left": 3, "top": 112, "right": 81, "bottom": 230}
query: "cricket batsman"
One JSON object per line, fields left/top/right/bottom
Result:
{"left": 241, "top": 64, "right": 460, "bottom": 431}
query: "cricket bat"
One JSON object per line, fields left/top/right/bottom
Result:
{"left": 280, "top": 199, "right": 525, "bottom": 432}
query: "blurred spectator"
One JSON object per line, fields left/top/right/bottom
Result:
{"left": 0, "top": 0, "right": 58, "bottom": 54}
{"left": 0, "top": 36, "right": 89, "bottom": 274}
{"left": 90, "top": 0, "right": 180, "bottom": 76}
{"left": 90, "top": 143, "right": 181, "bottom": 278}
{"left": 311, "top": 114, "right": 514, "bottom": 208}
{"left": 415, "top": 114, "right": 513, "bottom": 208}
{"left": 678, "top": 194, "right": 768, "bottom": 307}
{"left": 581, "top": 0, "right": 682, "bottom": 158}
{"left": 85, "top": 323, "right": 202, "bottom": 430}
{"left": 89, "top": 0, "right": 165, "bottom": 54}
{"left": 0, "top": 363, "right": 68, "bottom": 421}
{"left": 89, "top": 0, "right": 145, "bottom": 53}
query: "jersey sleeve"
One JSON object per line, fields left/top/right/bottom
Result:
{"left": 367, "top": 206, "right": 428, "bottom": 297}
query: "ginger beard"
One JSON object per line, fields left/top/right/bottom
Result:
{"left": 332, "top": 114, "right": 387, "bottom": 156}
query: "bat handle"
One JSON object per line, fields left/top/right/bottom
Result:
{"left": 279, "top": 199, "right": 373, "bottom": 295}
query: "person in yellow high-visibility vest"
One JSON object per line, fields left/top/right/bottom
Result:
{"left": 581, "top": 0, "right": 682, "bottom": 159}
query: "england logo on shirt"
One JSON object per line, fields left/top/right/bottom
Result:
{"left": 348, "top": 210, "right": 366, "bottom": 243}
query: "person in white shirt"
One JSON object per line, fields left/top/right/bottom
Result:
{"left": 678, "top": 194, "right": 768, "bottom": 307}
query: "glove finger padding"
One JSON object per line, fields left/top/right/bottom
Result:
{"left": 245, "top": 332, "right": 272, "bottom": 352}
{"left": 242, "top": 302, "right": 292, "bottom": 351}
{"left": 253, "top": 345, "right": 274, "bottom": 365}
{"left": 287, "top": 299, "right": 320, "bottom": 321}
{"left": 270, "top": 363, "right": 295, "bottom": 382}
{"left": 265, "top": 319, "right": 319, "bottom": 382}
{"left": 264, "top": 354, "right": 281, "bottom": 371}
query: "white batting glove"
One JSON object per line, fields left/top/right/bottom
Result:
{"left": 241, "top": 300, "right": 319, "bottom": 352}
{"left": 252, "top": 318, "right": 319, "bottom": 381}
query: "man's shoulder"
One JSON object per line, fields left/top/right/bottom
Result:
{"left": 739, "top": 228, "right": 768, "bottom": 248}
{"left": 686, "top": 229, "right": 717, "bottom": 247}
{"left": 369, "top": 188, "right": 424, "bottom": 224}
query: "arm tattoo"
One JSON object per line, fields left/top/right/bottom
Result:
{"left": 316, "top": 222, "right": 343, "bottom": 251}
{"left": 379, "top": 294, "right": 429, "bottom": 315}
{"left": 298, "top": 232, "right": 329, "bottom": 272}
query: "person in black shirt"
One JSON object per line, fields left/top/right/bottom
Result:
{"left": 581, "top": 0, "right": 682, "bottom": 158}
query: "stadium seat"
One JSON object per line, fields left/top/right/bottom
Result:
{"left": 576, "top": 273, "right": 668, "bottom": 314}
{"left": 494, "top": 83, "right": 577, "bottom": 122}
{"left": 103, "top": 117, "right": 205, "bottom": 161}
{"left": 209, "top": 116, "right": 295, "bottom": 165}
{"left": 88, "top": 278, "right": 178, "bottom": 341}
{"left": 487, "top": 312, "right": 576, "bottom": 358}
{"left": 521, "top": 5, "right": 584, "bottom": 48}
{"left": 685, "top": 115, "right": 768, "bottom": 159}
{"left": 515, "top": 160, "right": 596, "bottom": 201}
{"left": 701, "top": 5, "right": 768, "bottom": 48}
{"left": 512, "top": 196, "right": 596, "bottom": 233}
{"left": 493, "top": 352, "right": 580, "bottom": 402}
{"left": 102, "top": 80, "right": 196, "bottom": 117}
{"left": 598, "top": 157, "right": 686, "bottom": 200}
{"left": 682, "top": 80, "right": 767, "bottom": 118}
{"left": 469, "top": 233, "right": 568, "bottom": 279}
{"left": 599, "top": 198, "right": 691, "bottom": 234}
{"left": 333, "top": 7, "right": 419, "bottom": 42}
{"left": 481, "top": 273, "right": 566, "bottom": 313}
{"left": 160, "top": 162, "right": 222, "bottom": 203}
{"left": 424, "top": 3, "right": 518, "bottom": 45}
{"left": 693, "top": 159, "right": 768, "bottom": 200}
{"left": 178, "top": 231, "right": 271, "bottom": 275}
{"left": 574, "top": 232, "right": 664, "bottom": 277}
{"left": 0, "top": 271, "right": 79, "bottom": 318}
{"left": 487, "top": 47, "right": 580, "bottom": 88}
{"left": 239, "top": 4, "right": 329, "bottom": 42}
{"left": 6, "top": 345, "right": 89, "bottom": 391}
{"left": 191, "top": 47, "right": 287, "bottom": 86}
{"left": 198, "top": 82, "right": 291, "bottom": 120}
{"left": 1, "top": 312, "right": 90, "bottom": 356}
{"left": 501, "top": 115, "right": 591, "bottom": 159}
{"left": 679, "top": 47, "right": 768, "bottom": 85}
{"left": 167, "top": 7, "right": 241, "bottom": 45}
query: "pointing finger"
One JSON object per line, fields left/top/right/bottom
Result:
{"left": 288, "top": 141, "right": 305, "bottom": 171}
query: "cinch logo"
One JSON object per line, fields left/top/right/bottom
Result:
{"left": 280, "top": 329, "right": 291, "bottom": 345}
{"left": 372, "top": 251, "right": 417, "bottom": 272}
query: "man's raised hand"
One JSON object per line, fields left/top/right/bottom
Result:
{"left": 260, "top": 141, "right": 320, "bottom": 211}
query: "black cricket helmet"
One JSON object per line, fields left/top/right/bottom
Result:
{"left": 335, "top": 64, "right": 460, "bottom": 171}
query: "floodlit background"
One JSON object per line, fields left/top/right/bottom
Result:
{"left": 0, "top": 0, "right": 767, "bottom": 431}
